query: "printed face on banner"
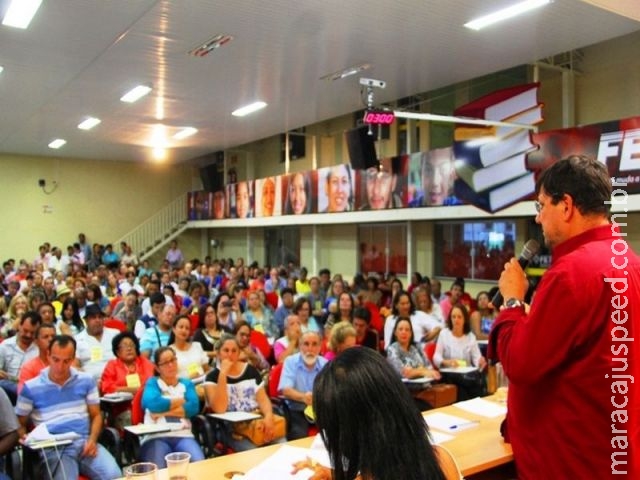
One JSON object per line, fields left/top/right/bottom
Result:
{"left": 285, "top": 172, "right": 311, "bottom": 215}
{"left": 318, "top": 164, "right": 353, "bottom": 213}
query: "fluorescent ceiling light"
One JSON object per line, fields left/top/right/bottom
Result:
{"left": 77, "top": 117, "right": 101, "bottom": 131}
{"left": 232, "top": 101, "right": 267, "bottom": 117}
{"left": 0, "top": 66, "right": 4, "bottom": 75}
{"left": 48, "top": 139, "right": 66, "bottom": 149}
{"left": 2, "top": 0, "right": 42, "bottom": 29}
{"left": 173, "top": 127, "right": 198, "bottom": 140}
{"left": 464, "top": 0, "right": 551, "bottom": 31}
{"left": 120, "top": 85, "right": 152, "bottom": 103}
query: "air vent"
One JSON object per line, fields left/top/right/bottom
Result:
{"left": 188, "top": 34, "right": 233, "bottom": 57}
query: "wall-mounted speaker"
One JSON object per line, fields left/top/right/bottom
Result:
{"left": 345, "top": 126, "right": 378, "bottom": 170}
{"left": 199, "top": 151, "right": 225, "bottom": 192}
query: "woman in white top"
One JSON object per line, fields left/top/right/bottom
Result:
{"left": 434, "top": 303, "right": 487, "bottom": 401}
{"left": 168, "top": 315, "right": 210, "bottom": 384}
{"left": 383, "top": 291, "right": 441, "bottom": 349}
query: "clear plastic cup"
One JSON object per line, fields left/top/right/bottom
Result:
{"left": 165, "top": 452, "right": 191, "bottom": 480}
{"left": 124, "top": 462, "right": 157, "bottom": 480}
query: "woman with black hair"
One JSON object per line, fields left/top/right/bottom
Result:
{"left": 292, "top": 347, "right": 461, "bottom": 480}
{"left": 57, "top": 297, "right": 85, "bottom": 336}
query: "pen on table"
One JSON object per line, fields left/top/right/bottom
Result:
{"left": 449, "top": 420, "right": 479, "bottom": 430}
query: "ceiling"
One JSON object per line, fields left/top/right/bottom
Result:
{"left": 0, "top": 0, "right": 638, "bottom": 166}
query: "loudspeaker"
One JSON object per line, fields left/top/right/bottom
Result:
{"left": 200, "top": 151, "right": 225, "bottom": 192}
{"left": 345, "top": 126, "right": 378, "bottom": 170}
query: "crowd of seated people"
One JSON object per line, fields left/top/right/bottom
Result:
{"left": 0, "top": 233, "right": 499, "bottom": 477}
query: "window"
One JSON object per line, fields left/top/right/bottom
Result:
{"left": 434, "top": 221, "right": 516, "bottom": 280}
{"left": 359, "top": 224, "right": 407, "bottom": 275}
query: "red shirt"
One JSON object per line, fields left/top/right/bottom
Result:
{"left": 490, "top": 225, "right": 640, "bottom": 479}
{"left": 100, "top": 356, "right": 156, "bottom": 394}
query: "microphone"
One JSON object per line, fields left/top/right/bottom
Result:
{"left": 492, "top": 239, "right": 540, "bottom": 308}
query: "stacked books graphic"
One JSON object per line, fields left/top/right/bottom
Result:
{"left": 453, "top": 83, "right": 543, "bottom": 213}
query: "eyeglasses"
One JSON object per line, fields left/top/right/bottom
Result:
{"left": 118, "top": 342, "right": 136, "bottom": 350}
{"left": 534, "top": 200, "right": 543, "bottom": 213}
{"left": 158, "top": 357, "right": 177, "bottom": 367}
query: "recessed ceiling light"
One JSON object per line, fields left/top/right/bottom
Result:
{"left": 464, "top": 0, "right": 551, "bottom": 31}
{"left": 48, "top": 139, "right": 66, "bottom": 149}
{"left": 120, "top": 85, "right": 152, "bottom": 103}
{"left": 77, "top": 117, "right": 101, "bottom": 131}
{"left": 232, "top": 101, "right": 267, "bottom": 117}
{"left": 173, "top": 127, "right": 198, "bottom": 140}
{"left": 152, "top": 147, "right": 167, "bottom": 161}
{"left": 321, "top": 63, "right": 372, "bottom": 81}
{"left": 2, "top": 0, "right": 42, "bottom": 29}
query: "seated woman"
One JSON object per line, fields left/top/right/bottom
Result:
{"left": 292, "top": 347, "right": 462, "bottom": 480}
{"left": 386, "top": 317, "right": 441, "bottom": 381}
{"left": 324, "top": 321, "right": 357, "bottom": 361}
{"left": 273, "top": 314, "right": 301, "bottom": 364}
{"left": 180, "top": 281, "right": 208, "bottom": 316}
{"left": 101, "top": 331, "right": 156, "bottom": 428}
{"left": 168, "top": 315, "right": 211, "bottom": 384}
{"left": 57, "top": 297, "right": 85, "bottom": 336}
{"left": 469, "top": 291, "right": 496, "bottom": 348}
{"left": 234, "top": 320, "right": 270, "bottom": 373}
{"left": 139, "top": 346, "right": 205, "bottom": 467}
{"left": 324, "top": 292, "right": 355, "bottom": 333}
{"left": 242, "top": 290, "right": 279, "bottom": 342}
{"left": 204, "top": 334, "right": 285, "bottom": 452}
{"left": 213, "top": 292, "right": 238, "bottom": 333}
{"left": 383, "top": 290, "right": 441, "bottom": 350}
{"left": 434, "top": 304, "right": 487, "bottom": 401}
{"left": 293, "top": 297, "right": 321, "bottom": 336}
{"left": 192, "top": 302, "right": 222, "bottom": 364}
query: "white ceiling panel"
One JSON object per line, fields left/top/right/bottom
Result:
{"left": 0, "top": 0, "right": 638, "bottom": 164}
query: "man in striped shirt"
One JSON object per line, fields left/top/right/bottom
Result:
{"left": 15, "top": 335, "right": 121, "bottom": 479}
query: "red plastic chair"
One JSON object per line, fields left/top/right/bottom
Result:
{"left": 189, "top": 314, "right": 200, "bottom": 335}
{"left": 265, "top": 292, "right": 279, "bottom": 310}
{"left": 364, "top": 302, "right": 384, "bottom": 335}
{"left": 424, "top": 342, "right": 437, "bottom": 368}
{"left": 250, "top": 330, "right": 273, "bottom": 362}
{"left": 268, "top": 363, "right": 284, "bottom": 398}
{"left": 104, "top": 318, "right": 126, "bottom": 332}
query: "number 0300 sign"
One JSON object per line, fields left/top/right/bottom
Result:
{"left": 363, "top": 110, "right": 395, "bottom": 125}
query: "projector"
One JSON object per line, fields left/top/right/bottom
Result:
{"left": 359, "top": 78, "right": 386, "bottom": 89}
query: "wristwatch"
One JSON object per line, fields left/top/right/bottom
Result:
{"left": 504, "top": 298, "right": 524, "bottom": 309}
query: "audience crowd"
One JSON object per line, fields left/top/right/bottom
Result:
{"left": 0, "top": 233, "right": 495, "bottom": 478}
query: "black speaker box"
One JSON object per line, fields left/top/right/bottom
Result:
{"left": 200, "top": 152, "right": 225, "bottom": 192}
{"left": 345, "top": 126, "right": 378, "bottom": 170}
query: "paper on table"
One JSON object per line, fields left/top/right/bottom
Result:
{"left": 453, "top": 397, "right": 507, "bottom": 418}
{"left": 402, "top": 376, "right": 435, "bottom": 384}
{"left": 25, "top": 423, "right": 81, "bottom": 445}
{"left": 242, "top": 445, "right": 331, "bottom": 480}
{"left": 423, "top": 412, "right": 479, "bottom": 433}
{"left": 309, "top": 433, "right": 331, "bottom": 466}
{"left": 429, "top": 430, "right": 455, "bottom": 445}
{"left": 438, "top": 366, "right": 478, "bottom": 374}
{"left": 124, "top": 423, "right": 173, "bottom": 435}
{"left": 208, "top": 411, "right": 262, "bottom": 422}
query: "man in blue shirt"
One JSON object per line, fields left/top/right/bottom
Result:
{"left": 278, "top": 331, "right": 327, "bottom": 439}
{"left": 16, "top": 335, "right": 121, "bottom": 479}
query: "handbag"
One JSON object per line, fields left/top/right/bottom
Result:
{"left": 232, "top": 413, "right": 286, "bottom": 446}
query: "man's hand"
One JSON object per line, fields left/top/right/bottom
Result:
{"left": 303, "top": 392, "right": 313, "bottom": 406}
{"left": 81, "top": 438, "right": 98, "bottom": 457}
{"left": 498, "top": 257, "right": 528, "bottom": 302}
